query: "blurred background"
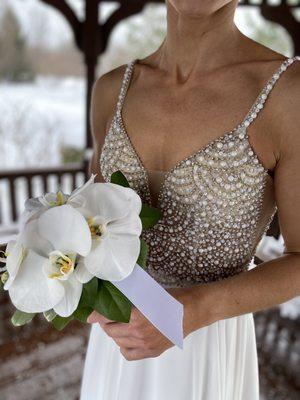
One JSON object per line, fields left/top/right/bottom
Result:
{"left": 0, "top": 1, "right": 299, "bottom": 399}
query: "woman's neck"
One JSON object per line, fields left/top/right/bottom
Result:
{"left": 157, "top": 1, "right": 245, "bottom": 79}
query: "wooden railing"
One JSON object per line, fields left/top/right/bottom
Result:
{"left": 0, "top": 163, "right": 87, "bottom": 243}
{"left": 254, "top": 309, "right": 300, "bottom": 398}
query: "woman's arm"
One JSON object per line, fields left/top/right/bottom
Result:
{"left": 191, "top": 60, "right": 300, "bottom": 330}
{"left": 196, "top": 253, "right": 300, "bottom": 328}
{"left": 197, "top": 83, "right": 300, "bottom": 330}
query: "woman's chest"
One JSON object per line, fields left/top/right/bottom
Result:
{"left": 120, "top": 82, "right": 276, "bottom": 173}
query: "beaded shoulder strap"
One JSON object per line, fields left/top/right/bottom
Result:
{"left": 240, "top": 55, "right": 300, "bottom": 129}
{"left": 115, "top": 56, "right": 300, "bottom": 124}
{"left": 116, "top": 60, "right": 136, "bottom": 116}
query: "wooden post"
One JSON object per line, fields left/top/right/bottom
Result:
{"left": 83, "top": 0, "right": 101, "bottom": 152}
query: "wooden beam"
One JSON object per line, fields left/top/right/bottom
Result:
{"left": 99, "top": 0, "right": 300, "bottom": 7}
{"left": 102, "top": 2, "right": 145, "bottom": 50}
{"left": 261, "top": 0, "right": 300, "bottom": 54}
{"left": 40, "top": 0, "right": 83, "bottom": 49}
{"left": 84, "top": 0, "right": 101, "bottom": 149}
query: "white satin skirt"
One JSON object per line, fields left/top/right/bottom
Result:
{"left": 80, "top": 312, "right": 259, "bottom": 400}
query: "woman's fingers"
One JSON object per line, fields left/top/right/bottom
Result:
{"left": 87, "top": 310, "right": 113, "bottom": 325}
{"left": 119, "top": 347, "right": 159, "bottom": 361}
{"left": 113, "top": 336, "right": 143, "bottom": 348}
{"left": 87, "top": 311, "right": 138, "bottom": 338}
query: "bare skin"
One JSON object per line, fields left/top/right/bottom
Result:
{"left": 88, "top": 0, "right": 300, "bottom": 361}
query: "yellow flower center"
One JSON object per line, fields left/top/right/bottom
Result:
{"left": 49, "top": 252, "right": 75, "bottom": 279}
{"left": 56, "top": 191, "right": 65, "bottom": 206}
{"left": 88, "top": 218, "right": 106, "bottom": 239}
{"left": 1, "top": 271, "right": 9, "bottom": 285}
{"left": 0, "top": 250, "right": 7, "bottom": 264}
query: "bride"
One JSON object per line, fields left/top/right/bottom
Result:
{"left": 80, "top": 1, "right": 300, "bottom": 399}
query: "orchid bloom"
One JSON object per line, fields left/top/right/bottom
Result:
{"left": 73, "top": 182, "right": 143, "bottom": 281}
{"left": 21, "top": 174, "right": 97, "bottom": 227}
{"left": 5, "top": 205, "right": 92, "bottom": 317}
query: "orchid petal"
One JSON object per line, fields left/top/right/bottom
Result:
{"left": 8, "top": 250, "right": 65, "bottom": 313}
{"left": 67, "top": 194, "right": 86, "bottom": 209}
{"left": 84, "top": 233, "right": 140, "bottom": 281}
{"left": 107, "top": 210, "right": 142, "bottom": 236}
{"left": 39, "top": 192, "right": 58, "bottom": 206}
{"left": 38, "top": 205, "right": 91, "bottom": 256}
{"left": 106, "top": 183, "right": 142, "bottom": 215}
{"left": 53, "top": 273, "right": 83, "bottom": 317}
{"left": 75, "top": 183, "right": 133, "bottom": 223}
{"left": 24, "top": 197, "right": 44, "bottom": 212}
{"left": 4, "top": 241, "right": 26, "bottom": 289}
{"left": 19, "top": 219, "right": 52, "bottom": 257}
{"left": 69, "top": 173, "right": 96, "bottom": 200}
{"left": 74, "top": 257, "right": 93, "bottom": 284}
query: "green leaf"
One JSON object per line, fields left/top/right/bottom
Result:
{"left": 78, "top": 277, "right": 98, "bottom": 309}
{"left": 52, "top": 315, "right": 73, "bottom": 331}
{"left": 11, "top": 310, "right": 35, "bottom": 327}
{"left": 136, "top": 239, "right": 148, "bottom": 269}
{"left": 43, "top": 309, "right": 57, "bottom": 322}
{"left": 73, "top": 306, "right": 93, "bottom": 323}
{"left": 110, "top": 170, "right": 130, "bottom": 187}
{"left": 139, "top": 203, "right": 163, "bottom": 229}
{"left": 94, "top": 280, "right": 132, "bottom": 323}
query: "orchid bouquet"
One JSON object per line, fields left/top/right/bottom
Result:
{"left": 0, "top": 171, "right": 162, "bottom": 331}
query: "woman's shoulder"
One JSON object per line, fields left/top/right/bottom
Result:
{"left": 90, "top": 61, "right": 134, "bottom": 139}
{"left": 271, "top": 53, "right": 300, "bottom": 139}
{"left": 92, "top": 61, "right": 130, "bottom": 110}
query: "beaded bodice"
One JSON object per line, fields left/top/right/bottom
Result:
{"left": 100, "top": 56, "right": 300, "bottom": 288}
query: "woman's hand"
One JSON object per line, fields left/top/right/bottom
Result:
{"left": 87, "top": 285, "right": 216, "bottom": 361}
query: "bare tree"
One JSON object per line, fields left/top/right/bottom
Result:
{"left": 0, "top": 5, "right": 34, "bottom": 82}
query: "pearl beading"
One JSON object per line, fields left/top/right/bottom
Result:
{"left": 100, "top": 56, "right": 300, "bottom": 288}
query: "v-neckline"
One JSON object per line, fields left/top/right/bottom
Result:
{"left": 116, "top": 56, "right": 298, "bottom": 208}
{"left": 117, "top": 108, "right": 244, "bottom": 207}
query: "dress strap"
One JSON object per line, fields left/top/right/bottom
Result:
{"left": 116, "top": 59, "right": 137, "bottom": 116}
{"left": 240, "top": 55, "right": 300, "bottom": 129}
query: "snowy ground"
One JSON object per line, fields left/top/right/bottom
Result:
{"left": 0, "top": 76, "right": 87, "bottom": 237}
{"left": 0, "top": 76, "right": 86, "bottom": 169}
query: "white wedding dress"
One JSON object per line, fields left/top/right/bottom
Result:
{"left": 80, "top": 56, "right": 300, "bottom": 400}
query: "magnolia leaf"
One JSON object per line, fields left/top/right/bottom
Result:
{"left": 139, "top": 204, "right": 163, "bottom": 229}
{"left": 52, "top": 315, "right": 74, "bottom": 331}
{"left": 11, "top": 310, "right": 35, "bottom": 327}
{"left": 110, "top": 170, "right": 130, "bottom": 187}
{"left": 43, "top": 309, "right": 57, "bottom": 322}
{"left": 136, "top": 239, "right": 148, "bottom": 269}
{"left": 73, "top": 306, "right": 93, "bottom": 323}
{"left": 94, "top": 281, "right": 132, "bottom": 323}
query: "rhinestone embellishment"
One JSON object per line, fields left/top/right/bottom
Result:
{"left": 99, "top": 56, "right": 299, "bottom": 288}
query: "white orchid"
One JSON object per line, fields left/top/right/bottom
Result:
{"left": 21, "top": 174, "right": 97, "bottom": 226}
{"left": 1, "top": 240, "right": 27, "bottom": 288}
{"left": 5, "top": 205, "right": 92, "bottom": 317}
{"left": 73, "top": 182, "right": 142, "bottom": 281}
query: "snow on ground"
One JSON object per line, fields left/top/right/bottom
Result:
{"left": 0, "top": 75, "right": 86, "bottom": 235}
{"left": 0, "top": 75, "right": 85, "bottom": 169}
